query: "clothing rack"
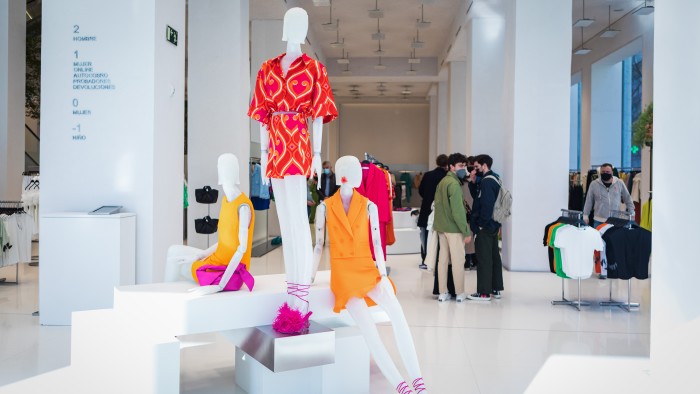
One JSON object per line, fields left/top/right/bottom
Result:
{"left": 0, "top": 201, "right": 25, "bottom": 285}
{"left": 551, "top": 209, "right": 591, "bottom": 311}
{"left": 599, "top": 210, "right": 640, "bottom": 312}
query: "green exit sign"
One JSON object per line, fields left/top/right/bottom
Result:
{"left": 166, "top": 25, "right": 178, "bottom": 46}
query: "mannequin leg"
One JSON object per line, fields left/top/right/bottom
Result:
{"left": 345, "top": 297, "right": 407, "bottom": 390}
{"left": 271, "top": 179, "right": 294, "bottom": 278}
{"left": 367, "top": 284, "right": 425, "bottom": 391}
{"left": 283, "top": 175, "right": 313, "bottom": 312}
{"left": 164, "top": 245, "right": 202, "bottom": 282}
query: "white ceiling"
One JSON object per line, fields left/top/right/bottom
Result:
{"left": 249, "top": 0, "right": 654, "bottom": 99}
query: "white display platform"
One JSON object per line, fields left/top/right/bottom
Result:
{"left": 66, "top": 271, "right": 387, "bottom": 393}
{"left": 392, "top": 210, "right": 418, "bottom": 229}
{"left": 387, "top": 228, "right": 421, "bottom": 255}
{"left": 39, "top": 212, "right": 136, "bottom": 325}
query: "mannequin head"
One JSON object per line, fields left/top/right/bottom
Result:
{"left": 217, "top": 153, "right": 240, "bottom": 186}
{"left": 335, "top": 156, "right": 362, "bottom": 189}
{"left": 282, "top": 8, "right": 308, "bottom": 44}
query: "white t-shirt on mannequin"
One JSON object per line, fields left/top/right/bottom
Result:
{"left": 554, "top": 225, "right": 604, "bottom": 279}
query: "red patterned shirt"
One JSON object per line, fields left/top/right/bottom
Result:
{"left": 248, "top": 53, "right": 338, "bottom": 178}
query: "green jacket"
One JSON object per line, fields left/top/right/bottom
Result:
{"left": 432, "top": 171, "right": 471, "bottom": 237}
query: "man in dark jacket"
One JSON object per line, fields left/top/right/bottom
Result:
{"left": 317, "top": 161, "right": 338, "bottom": 200}
{"left": 467, "top": 154, "right": 503, "bottom": 301}
{"left": 417, "top": 154, "right": 449, "bottom": 269}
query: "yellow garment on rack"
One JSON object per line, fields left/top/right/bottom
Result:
{"left": 640, "top": 199, "right": 652, "bottom": 231}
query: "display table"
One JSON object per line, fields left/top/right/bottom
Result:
{"left": 387, "top": 210, "right": 421, "bottom": 255}
{"left": 68, "top": 271, "right": 387, "bottom": 393}
{"left": 39, "top": 212, "right": 136, "bottom": 325}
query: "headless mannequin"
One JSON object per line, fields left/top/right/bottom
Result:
{"left": 259, "top": 8, "right": 321, "bottom": 317}
{"left": 312, "top": 156, "right": 427, "bottom": 394}
{"left": 164, "top": 154, "right": 252, "bottom": 296}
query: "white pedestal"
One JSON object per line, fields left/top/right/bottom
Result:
{"left": 387, "top": 228, "right": 421, "bottom": 255}
{"left": 40, "top": 212, "right": 136, "bottom": 325}
{"left": 392, "top": 210, "right": 417, "bottom": 229}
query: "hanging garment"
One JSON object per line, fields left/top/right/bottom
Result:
{"left": 325, "top": 191, "right": 396, "bottom": 313}
{"left": 640, "top": 200, "right": 652, "bottom": 231}
{"left": 553, "top": 225, "right": 604, "bottom": 280}
{"left": 358, "top": 163, "right": 390, "bottom": 260}
{"left": 400, "top": 172, "right": 412, "bottom": 201}
{"left": 602, "top": 225, "right": 652, "bottom": 280}
{"left": 0, "top": 215, "right": 20, "bottom": 268}
{"left": 248, "top": 53, "right": 338, "bottom": 179}
{"left": 250, "top": 164, "right": 271, "bottom": 200}
{"left": 191, "top": 193, "right": 256, "bottom": 281}
{"left": 594, "top": 223, "right": 614, "bottom": 275}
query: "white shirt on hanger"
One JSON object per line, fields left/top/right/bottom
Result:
{"left": 554, "top": 225, "right": 604, "bottom": 280}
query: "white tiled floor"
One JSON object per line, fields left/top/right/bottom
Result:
{"left": 0, "top": 244, "right": 650, "bottom": 393}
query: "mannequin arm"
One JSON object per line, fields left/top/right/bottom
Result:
{"left": 259, "top": 125, "right": 270, "bottom": 186}
{"left": 189, "top": 204, "right": 251, "bottom": 296}
{"left": 310, "top": 117, "right": 323, "bottom": 186}
{"left": 368, "top": 202, "right": 387, "bottom": 276}
{"left": 311, "top": 202, "right": 327, "bottom": 283}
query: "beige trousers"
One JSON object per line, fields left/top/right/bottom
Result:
{"left": 437, "top": 232, "right": 465, "bottom": 295}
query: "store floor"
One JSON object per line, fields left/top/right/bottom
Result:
{"left": 0, "top": 245, "right": 650, "bottom": 393}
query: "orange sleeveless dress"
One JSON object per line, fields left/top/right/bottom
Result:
{"left": 191, "top": 193, "right": 255, "bottom": 282}
{"left": 325, "top": 190, "right": 396, "bottom": 313}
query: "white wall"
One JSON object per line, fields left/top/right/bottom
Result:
{"left": 40, "top": 0, "right": 185, "bottom": 283}
{"left": 569, "top": 82, "right": 580, "bottom": 170}
{"left": 0, "top": 0, "right": 25, "bottom": 200}
{"left": 338, "top": 103, "right": 429, "bottom": 167}
{"left": 187, "top": 0, "right": 250, "bottom": 249}
{"left": 590, "top": 61, "right": 623, "bottom": 168}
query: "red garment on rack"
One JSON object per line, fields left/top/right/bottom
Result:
{"left": 358, "top": 163, "right": 390, "bottom": 260}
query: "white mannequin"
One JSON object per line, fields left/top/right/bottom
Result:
{"left": 164, "top": 154, "right": 252, "bottom": 296}
{"left": 258, "top": 7, "right": 322, "bottom": 316}
{"left": 312, "top": 156, "right": 427, "bottom": 394}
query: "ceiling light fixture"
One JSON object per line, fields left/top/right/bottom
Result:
{"left": 600, "top": 5, "right": 621, "bottom": 38}
{"left": 408, "top": 49, "right": 421, "bottom": 64}
{"left": 416, "top": 4, "right": 431, "bottom": 28}
{"left": 342, "top": 62, "right": 352, "bottom": 75}
{"left": 411, "top": 26, "right": 425, "bottom": 48}
{"left": 368, "top": 0, "right": 384, "bottom": 18}
{"left": 573, "top": 0, "right": 595, "bottom": 28}
{"left": 330, "top": 19, "right": 344, "bottom": 48}
{"left": 374, "top": 56, "right": 387, "bottom": 70}
{"left": 374, "top": 40, "right": 386, "bottom": 55}
{"left": 321, "top": 0, "right": 337, "bottom": 31}
{"left": 634, "top": 0, "right": 654, "bottom": 15}
{"left": 406, "top": 64, "right": 417, "bottom": 75}
{"left": 372, "top": 19, "right": 385, "bottom": 40}
{"left": 573, "top": 27, "right": 591, "bottom": 55}
{"left": 337, "top": 48, "right": 350, "bottom": 64}
{"left": 401, "top": 86, "right": 412, "bottom": 95}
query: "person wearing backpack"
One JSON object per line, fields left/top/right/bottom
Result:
{"left": 467, "top": 154, "right": 504, "bottom": 301}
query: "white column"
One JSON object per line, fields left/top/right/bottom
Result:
{"left": 651, "top": 2, "right": 700, "bottom": 387}
{"left": 579, "top": 66, "right": 592, "bottom": 174}
{"left": 187, "top": 0, "right": 250, "bottom": 249}
{"left": 590, "top": 62, "right": 623, "bottom": 168}
{"left": 436, "top": 80, "right": 448, "bottom": 157}
{"left": 501, "top": 0, "right": 571, "bottom": 271}
{"left": 41, "top": 0, "right": 185, "bottom": 283}
{"left": 427, "top": 89, "right": 437, "bottom": 169}
{"left": 465, "top": 17, "right": 506, "bottom": 167}
{"left": 447, "top": 61, "right": 467, "bottom": 154}
{"left": 0, "top": 0, "right": 25, "bottom": 200}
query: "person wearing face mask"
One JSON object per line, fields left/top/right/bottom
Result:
{"left": 432, "top": 153, "right": 473, "bottom": 302}
{"left": 317, "top": 161, "right": 338, "bottom": 200}
{"left": 583, "top": 163, "right": 635, "bottom": 228}
{"left": 462, "top": 156, "right": 478, "bottom": 270}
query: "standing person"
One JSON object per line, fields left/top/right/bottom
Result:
{"left": 463, "top": 156, "right": 477, "bottom": 270}
{"left": 583, "top": 163, "right": 634, "bottom": 228}
{"left": 432, "top": 153, "right": 472, "bottom": 302}
{"left": 417, "top": 154, "right": 449, "bottom": 269}
{"left": 468, "top": 154, "right": 503, "bottom": 301}
{"left": 318, "top": 161, "right": 338, "bottom": 200}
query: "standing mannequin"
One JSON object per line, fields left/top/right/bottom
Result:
{"left": 248, "top": 7, "right": 338, "bottom": 332}
{"left": 312, "top": 156, "right": 428, "bottom": 394}
{"left": 164, "top": 154, "right": 254, "bottom": 296}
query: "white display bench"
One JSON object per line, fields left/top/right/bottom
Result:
{"left": 68, "top": 271, "right": 386, "bottom": 393}
{"left": 387, "top": 210, "right": 421, "bottom": 255}
{"left": 39, "top": 212, "right": 136, "bottom": 325}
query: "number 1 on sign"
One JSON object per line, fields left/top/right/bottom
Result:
{"left": 74, "top": 50, "right": 78, "bottom": 59}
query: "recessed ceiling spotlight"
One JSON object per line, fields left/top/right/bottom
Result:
{"left": 368, "top": 0, "right": 384, "bottom": 18}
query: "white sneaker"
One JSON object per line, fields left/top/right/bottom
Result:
{"left": 437, "top": 293, "right": 453, "bottom": 302}
{"left": 456, "top": 293, "right": 467, "bottom": 302}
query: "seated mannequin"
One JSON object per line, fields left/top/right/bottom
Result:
{"left": 312, "top": 156, "right": 427, "bottom": 394}
{"left": 164, "top": 153, "right": 255, "bottom": 296}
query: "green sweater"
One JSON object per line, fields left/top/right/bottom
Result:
{"left": 432, "top": 171, "right": 471, "bottom": 237}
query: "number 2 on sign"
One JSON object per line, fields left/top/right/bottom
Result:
{"left": 74, "top": 25, "right": 79, "bottom": 34}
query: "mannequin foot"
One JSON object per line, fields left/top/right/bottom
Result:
{"left": 396, "top": 381, "right": 414, "bottom": 394}
{"left": 272, "top": 302, "right": 312, "bottom": 334}
{"left": 412, "top": 377, "right": 427, "bottom": 393}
